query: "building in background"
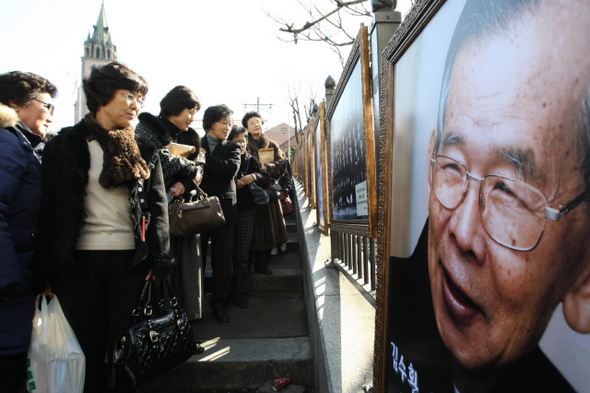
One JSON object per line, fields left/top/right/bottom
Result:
{"left": 264, "top": 123, "right": 297, "bottom": 158}
{"left": 74, "top": 1, "right": 117, "bottom": 122}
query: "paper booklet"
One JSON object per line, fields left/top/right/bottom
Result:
{"left": 167, "top": 143, "right": 196, "bottom": 158}
{"left": 258, "top": 147, "right": 275, "bottom": 164}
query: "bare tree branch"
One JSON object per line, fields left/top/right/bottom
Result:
{"left": 264, "top": 0, "right": 372, "bottom": 65}
{"left": 284, "top": 76, "right": 321, "bottom": 144}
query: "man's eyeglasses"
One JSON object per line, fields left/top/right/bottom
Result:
{"left": 430, "top": 155, "right": 588, "bottom": 251}
{"left": 117, "top": 92, "right": 144, "bottom": 108}
{"left": 33, "top": 98, "right": 54, "bottom": 116}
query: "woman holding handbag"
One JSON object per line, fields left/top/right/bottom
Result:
{"left": 228, "top": 125, "right": 270, "bottom": 308}
{"left": 0, "top": 71, "right": 57, "bottom": 393}
{"left": 199, "top": 104, "right": 241, "bottom": 323}
{"left": 37, "top": 62, "right": 174, "bottom": 393}
{"left": 135, "top": 85, "right": 205, "bottom": 321}
{"left": 243, "top": 111, "right": 288, "bottom": 275}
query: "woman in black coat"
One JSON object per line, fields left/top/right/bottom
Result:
{"left": 135, "top": 86, "right": 205, "bottom": 321}
{"left": 228, "top": 125, "right": 270, "bottom": 308}
{"left": 199, "top": 104, "right": 241, "bottom": 323}
{"left": 37, "top": 62, "right": 173, "bottom": 393}
{"left": 0, "top": 71, "right": 57, "bottom": 393}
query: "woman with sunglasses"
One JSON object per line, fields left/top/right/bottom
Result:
{"left": 37, "top": 62, "right": 174, "bottom": 393}
{"left": 0, "top": 71, "right": 57, "bottom": 393}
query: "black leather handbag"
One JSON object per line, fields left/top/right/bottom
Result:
{"left": 265, "top": 181, "right": 283, "bottom": 200}
{"left": 249, "top": 182, "right": 270, "bottom": 206}
{"left": 110, "top": 280, "right": 198, "bottom": 390}
{"left": 243, "top": 158, "right": 269, "bottom": 206}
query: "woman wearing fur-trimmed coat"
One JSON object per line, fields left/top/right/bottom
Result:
{"left": 135, "top": 85, "right": 205, "bottom": 320}
{"left": 242, "top": 112, "right": 288, "bottom": 275}
{"left": 0, "top": 71, "right": 58, "bottom": 393}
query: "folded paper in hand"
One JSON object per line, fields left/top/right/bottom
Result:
{"left": 167, "top": 143, "right": 196, "bottom": 158}
{"left": 258, "top": 147, "right": 274, "bottom": 164}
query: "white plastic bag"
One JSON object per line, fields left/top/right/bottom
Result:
{"left": 27, "top": 295, "right": 85, "bottom": 393}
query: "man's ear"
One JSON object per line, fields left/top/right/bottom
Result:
{"left": 563, "top": 265, "right": 590, "bottom": 333}
{"left": 427, "top": 127, "right": 437, "bottom": 195}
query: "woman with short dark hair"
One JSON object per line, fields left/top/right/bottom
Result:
{"left": 135, "top": 85, "right": 205, "bottom": 320}
{"left": 227, "top": 125, "right": 270, "bottom": 308}
{"left": 0, "top": 71, "right": 58, "bottom": 141}
{"left": 199, "top": 104, "right": 241, "bottom": 323}
{"left": 37, "top": 62, "right": 173, "bottom": 393}
{"left": 242, "top": 111, "right": 288, "bottom": 275}
{"left": 0, "top": 71, "right": 57, "bottom": 393}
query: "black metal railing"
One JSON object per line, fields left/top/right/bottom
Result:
{"left": 330, "top": 224, "right": 378, "bottom": 302}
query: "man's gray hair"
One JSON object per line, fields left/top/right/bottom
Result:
{"left": 436, "top": 0, "right": 590, "bottom": 202}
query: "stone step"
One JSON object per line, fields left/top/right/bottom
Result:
{"left": 286, "top": 220, "right": 298, "bottom": 233}
{"left": 137, "top": 205, "right": 311, "bottom": 393}
{"left": 204, "top": 234, "right": 302, "bottom": 294}
{"left": 138, "top": 337, "right": 313, "bottom": 392}
{"left": 195, "top": 292, "right": 309, "bottom": 339}
{"left": 249, "top": 268, "right": 303, "bottom": 292}
{"left": 138, "top": 291, "right": 312, "bottom": 392}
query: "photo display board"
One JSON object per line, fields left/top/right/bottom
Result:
{"left": 329, "top": 59, "right": 368, "bottom": 221}
{"left": 327, "top": 26, "right": 377, "bottom": 233}
{"left": 374, "top": 0, "right": 590, "bottom": 392}
{"left": 314, "top": 104, "right": 328, "bottom": 232}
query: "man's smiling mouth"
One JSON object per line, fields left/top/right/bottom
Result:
{"left": 440, "top": 261, "right": 483, "bottom": 322}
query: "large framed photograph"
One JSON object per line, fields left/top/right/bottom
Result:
{"left": 294, "top": 136, "right": 304, "bottom": 182}
{"left": 306, "top": 124, "right": 315, "bottom": 206}
{"left": 327, "top": 26, "right": 377, "bottom": 235}
{"left": 310, "top": 118, "right": 317, "bottom": 210}
{"left": 314, "top": 102, "right": 329, "bottom": 235}
{"left": 374, "top": 0, "right": 590, "bottom": 392}
{"left": 301, "top": 124, "right": 312, "bottom": 198}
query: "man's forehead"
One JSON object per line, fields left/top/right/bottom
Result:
{"left": 443, "top": 6, "right": 588, "bottom": 160}
{"left": 439, "top": 129, "right": 541, "bottom": 181}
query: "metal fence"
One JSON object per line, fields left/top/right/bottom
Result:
{"left": 330, "top": 224, "right": 378, "bottom": 301}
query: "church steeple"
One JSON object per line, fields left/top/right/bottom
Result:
{"left": 83, "top": 1, "right": 117, "bottom": 60}
{"left": 75, "top": 1, "right": 118, "bottom": 122}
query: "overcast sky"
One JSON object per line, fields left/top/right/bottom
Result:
{"left": 0, "top": 0, "right": 412, "bottom": 133}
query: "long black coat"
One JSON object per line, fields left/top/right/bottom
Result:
{"left": 37, "top": 120, "right": 174, "bottom": 287}
{"left": 0, "top": 105, "right": 41, "bottom": 356}
{"left": 200, "top": 135, "right": 241, "bottom": 224}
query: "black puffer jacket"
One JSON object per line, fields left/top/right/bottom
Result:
{"left": 37, "top": 120, "right": 174, "bottom": 287}
{"left": 0, "top": 104, "right": 40, "bottom": 356}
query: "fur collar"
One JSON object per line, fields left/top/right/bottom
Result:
{"left": 138, "top": 112, "right": 172, "bottom": 146}
{"left": 137, "top": 112, "right": 201, "bottom": 150}
{"left": 0, "top": 103, "right": 19, "bottom": 129}
{"left": 248, "top": 132, "right": 271, "bottom": 150}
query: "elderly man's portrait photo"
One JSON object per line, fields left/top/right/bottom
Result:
{"left": 382, "top": 0, "right": 590, "bottom": 392}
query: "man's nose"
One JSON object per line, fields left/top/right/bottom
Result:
{"left": 448, "top": 181, "right": 486, "bottom": 264}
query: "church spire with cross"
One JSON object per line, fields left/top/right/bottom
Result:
{"left": 75, "top": 0, "right": 118, "bottom": 122}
